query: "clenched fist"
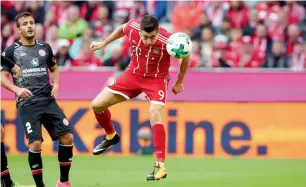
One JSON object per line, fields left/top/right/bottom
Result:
{"left": 90, "top": 41, "right": 105, "bottom": 51}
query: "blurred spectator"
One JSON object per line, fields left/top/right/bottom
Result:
{"left": 200, "top": 27, "right": 214, "bottom": 67}
{"left": 44, "top": 9, "right": 57, "bottom": 28}
{"left": 80, "top": 1, "right": 100, "bottom": 22}
{"left": 55, "top": 39, "right": 72, "bottom": 67}
{"left": 1, "top": 24, "right": 15, "bottom": 51}
{"left": 1, "top": 1, "right": 17, "bottom": 23}
{"left": 35, "top": 24, "right": 44, "bottom": 41}
{"left": 192, "top": 13, "right": 212, "bottom": 41}
{"left": 252, "top": 23, "right": 272, "bottom": 57}
{"left": 205, "top": 1, "right": 228, "bottom": 32}
{"left": 288, "top": 38, "right": 306, "bottom": 71}
{"left": 211, "top": 34, "right": 240, "bottom": 68}
{"left": 188, "top": 40, "right": 203, "bottom": 67}
{"left": 90, "top": 4, "right": 112, "bottom": 39}
{"left": 219, "top": 17, "right": 231, "bottom": 38}
{"left": 129, "top": 1, "right": 147, "bottom": 20}
{"left": 171, "top": 2, "right": 202, "bottom": 32}
{"left": 239, "top": 36, "right": 265, "bottom": 68}
{"left": 227, "top": 1, "right": 249, "bottom": 29}
{"left": 72, "top": 42, "right": 102, "bottom": 67}
{"left": 58, "top": 5, "right": 88, "bottom": 40}
{"left": 283, "top": 0, "right": 306, "bottom": 24}
{"left": 145, "top": 1, "right": 168, "bottom": 21}
{"left": 243, "top": 8, "right": 258, "bottom": 36}
{"left": 286, "top": 24, "right": 302, "bottom": 55}
{"left": 27, "top": 1, "right": 45, "bottom": 24}
{"left": 104, "top": 46, "right": 129, "bottom": 67}
{"left": 263, "top": 40, "right": 289, "bottom": 68}
{"left": 69, "top": 28, "right": 95, "bottom": 59}
{"left": 268, "top": 10, "right": 287, "bottom": 40}
{"left": 50, "top": 2, "right": 72, "bottom": 26}
{"left": 256, "top": 1, "right": 281, "bottom": 23}
{"left": 301, "top": 17, "right": 306, "bottom": 40}
{"left": 46, "top": 25, "right": 60, "bottom": 54}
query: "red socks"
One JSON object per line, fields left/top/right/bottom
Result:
{"left": 152, "top": 124, "right": 166, "bottom": 163}
{"left": 94, "top": 109, "right": 115, "bottom": 135}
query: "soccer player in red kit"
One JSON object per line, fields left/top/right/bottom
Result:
{"left": 90, "top": 15, "right": 190, "bottom": 181}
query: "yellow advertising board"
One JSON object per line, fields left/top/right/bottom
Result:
{"left": 1, "top": 100, "right": 306, "bottom": 158}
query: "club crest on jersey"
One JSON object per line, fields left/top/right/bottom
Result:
{"left": 153, "top": 48, "right": 160, "bottom": 54}
{"left": 39, "top": 49, "right": 46, "bottom": 56}
{"left": 31, "top": 58, "right": 39, "bottom": 67}
{"left": 2, "top": 52, "right": 5, "bottom": 56}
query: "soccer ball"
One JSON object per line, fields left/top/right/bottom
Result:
{"left": 166, "top": 32, "right": 193, "bottom": 59}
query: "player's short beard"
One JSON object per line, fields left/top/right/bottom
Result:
{"left": 25, "top": 35, "right": 35, "bottom": 40}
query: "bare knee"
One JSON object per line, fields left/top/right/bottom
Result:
{"left": 1, "top": 126, "right": 4, "bottom": 142}
{"left": 91, "top": 99, "right": 107, "bottom": 112}
{"left": 149, "top": 104, "right": 163, "bottom": 125}
{"left": 29, "top": 140, "right": 43, "bottom": 151}
{"left": 58, "top": 133, "right": 74, "bottom": 145}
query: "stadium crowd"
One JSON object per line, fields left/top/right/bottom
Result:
{"left": 1, "top": 1, "right": 306, "bottom": 70}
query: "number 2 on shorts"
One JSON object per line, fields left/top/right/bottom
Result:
{"left": 26, "top": 122, "right": 33, "bottom": 134}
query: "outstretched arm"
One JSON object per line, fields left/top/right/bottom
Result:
{"left": 90, "top": 24, "right": 127, "bottom": 51}
{"left": 172, "top": 55, "right": 190, "bottom": 95}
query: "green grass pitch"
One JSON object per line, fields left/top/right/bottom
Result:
{"left": 7, "top": 155, "right": 306, "bottom": 187}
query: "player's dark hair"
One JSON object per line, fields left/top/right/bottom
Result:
{"left": 15, "top": 12, "right": 33, "bottom": 28}
{"left": 140, "top": 15, "right": 159, "bottom": 33}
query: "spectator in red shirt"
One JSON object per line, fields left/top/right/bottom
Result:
{"left": 80, "top": 1, "right": 100, "bottom": 22}
{"left": 227, "top": 1, "right": 249, "bottom": 29}
{"left": 252, "top": 23, "right": 272, "bottom": 57}
{"left": 239, "top": 36, "right": 265, "bottom": 68}
{"left": 268, "top": 10, "right": 287, "bottom": 41}
{"left": 283, "top": 0, "right": 306, "bottom": 24}
{"left": 1, "top": 24, "right": 15, "bottom": 51}
{"left": 205, "top": 1, "right": 228, "bottom": 32}
{"left": 72, "top": 42, "right": 103, "bottom": 67}
{"left": 211, "top": 34, "right": 240, "bottom": 68}
{"left": 286, "top": 24, "right": 301, "bottom": 55}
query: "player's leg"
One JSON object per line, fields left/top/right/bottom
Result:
{"left": 1, "top": 125, "right": 14, "bottom": 187}
{"left": 141, "top": 77, "right": 168, "bottom": 181}
{"left": 41, "top": 100, "right": 73, "bottom": 187}
{"left": 18, "top": 105, "right": 46, "bottom": 187}
{"left": 92, "top": 72, "right": 141, "bottom": 155}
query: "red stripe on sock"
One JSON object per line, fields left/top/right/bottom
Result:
{"left": 94, "top": 109, "right": 115, "bottom": 135}
{"left": 1, "top": 169, "right": 9, "bottom": 176}
{"left": 152, "top": 124, "right": 166, "bottom": 163}
{"left": 59, "top": 162, "right": 71, "bottom": 166}
{"left": 32, "top": 169, "right": 43, "bottom": 175}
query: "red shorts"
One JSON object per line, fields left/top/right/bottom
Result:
{"left": 107, "top": 71, "right": 170, "bottom": 106}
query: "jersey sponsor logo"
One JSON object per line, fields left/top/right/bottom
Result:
{"left": 63, "top": 118, "right": 69, "bottom": 126}
{"left": 153, "top": 48, "right": 160, "bottom": 54}
{"left": 39, "top": 49, "right": 46, "bottom": 57}
{"left": 31, "top": 58, "right": 39, "bottom": 67}
{"left": 52, "top": 57, "right": 56, "bottom": 64}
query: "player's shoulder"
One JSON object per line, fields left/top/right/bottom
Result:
{"left": 127, "top": 19, "right": 141, "bottom": 30}
{"left": 2, "top": 42, "right": 19, "bottom": 57}
{"left": 158, "top": 27, "right": 171, "bottom": 39}
{"left": 36, "top": 40, "right": 50, "bottom": 47}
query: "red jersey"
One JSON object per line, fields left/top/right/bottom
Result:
{"left": 123, "top": 19, "right": 171, "bottom": 78}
